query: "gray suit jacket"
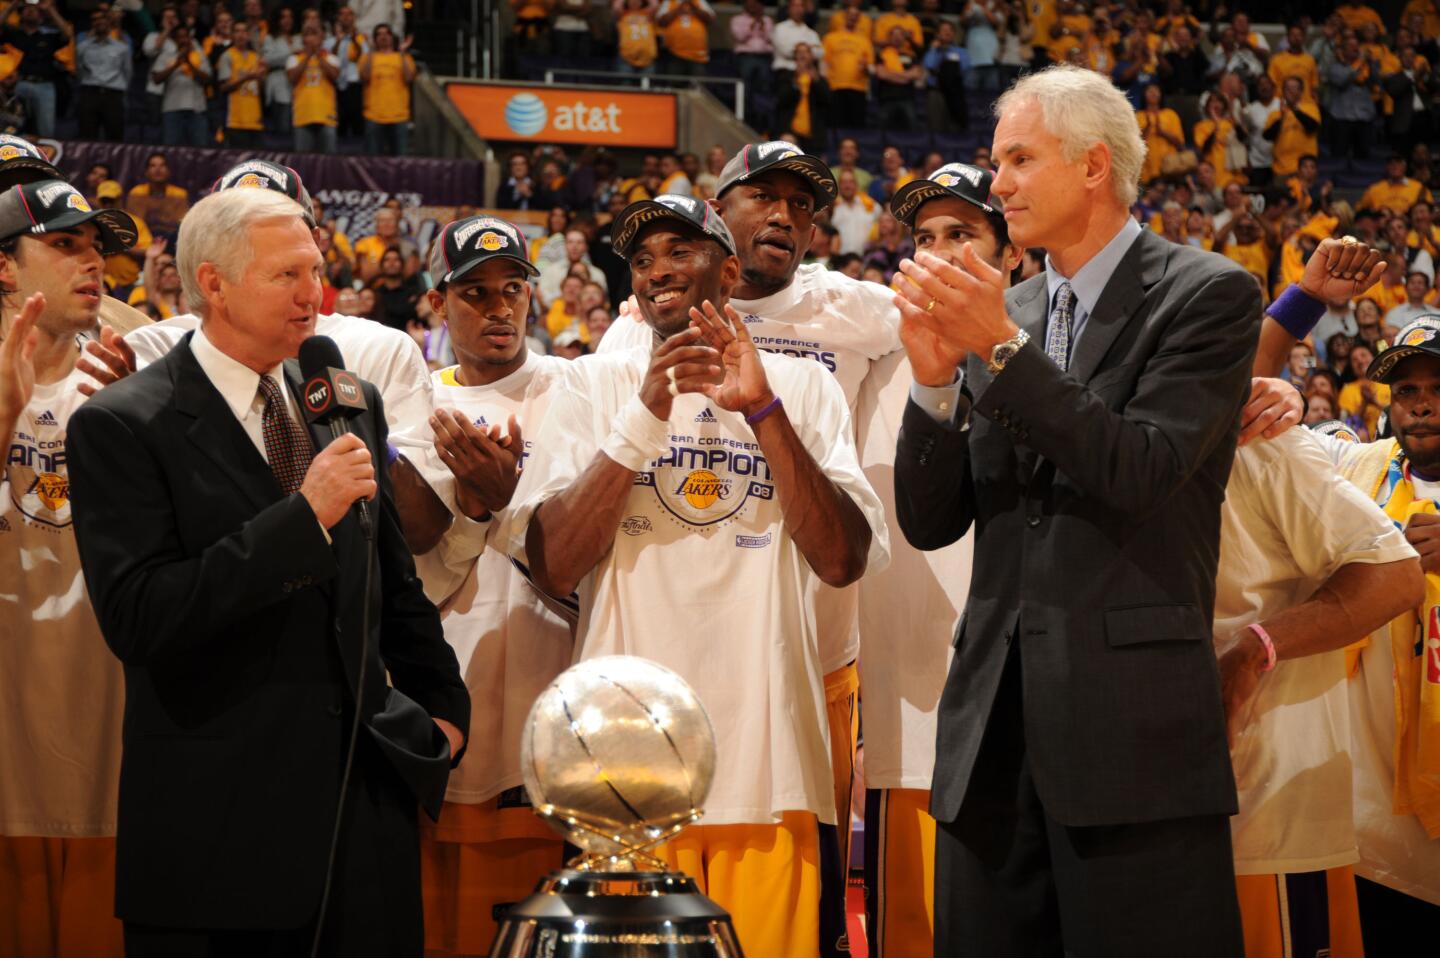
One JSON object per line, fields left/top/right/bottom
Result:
{"left": 895, "top": 228, "right": 1260, "bottom": 827}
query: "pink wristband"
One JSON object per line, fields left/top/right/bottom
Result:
{"left": 1245, "top": 623, "right": 1277, "bottom": 672}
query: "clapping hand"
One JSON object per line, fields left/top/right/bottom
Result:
{"left": 688, "top": 301, "right": 775, "bottom": 417}
{"left": 430, "top": 408, "right": 523, "bottom": 520}
{"left": 0, "top": 292, "right": 42, "bottom": 431}
{"left": 75, "top": 326, "right": 137, "bottom": 397}
{"left": 893, "top": 248, "right": 1017, "bottom": 366}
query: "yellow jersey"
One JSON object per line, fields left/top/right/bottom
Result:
{"left": 1136, "top": 108, "right": 1184, "bottom": 184}
{"left": 822, "top": 28, "right": 874, "bottom": 92}
{"left": 618, "top": 10, "right": 658, "bottom": 68}
{"left": 290, "top": 50, "right": 338, "bottom": 127}
{"left": 660, "top": 2, "right": 710, "bottom": 64}
{"left": 220, "top": 47, "right": 264, "bottom": 131}
{"left": 827, "top": 10, "right": 873, "bottom": 39}
{"left": 361, "top": 50, "right": 414, "bottom": 124}
{"left": 1357, "top": 178, "right": 1432, "bottom": 215}
{"left": 1268, "top": 51, "right": 1319, "bottom": 102}
{"left": 872, "top": 12, "right": 922, "bottom": 48}
{"left": 1266, "top": 102, "right": 1320, "bottom": 177}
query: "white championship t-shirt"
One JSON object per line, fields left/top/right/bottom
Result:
{"left": 1311, "top": 431, "right": 1440, "bottom": 902}
{"left": 126, "top": 312, "right": 434, "bottom": 431}
{"left": 506, "top": 345, "right": 889, "bottom": 825}
{"left": 853, "top": 349, "right": 972, "bottom": 791}
{"left": 1, "top": 359, "right": 124, "bottom": 837}
{"left": 597, "top": 264, "right": 902, "bottom": 673}
{"left": 1217, "top": 428, "right": 1415, "bottom": 875}
{"left": 392, "top": 352, "right": 577, "bottom": 803}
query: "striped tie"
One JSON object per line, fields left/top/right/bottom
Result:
{"left": 1046, "top": 282, "right": 1076, "bottom": 371}
{"left": 258, "top": 375, "right": 314, "bottom": 495}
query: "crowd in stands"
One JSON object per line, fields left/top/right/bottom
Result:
{"left": 0, "top": 0, "right": 417, "bottom": 153}
{"left": 499, "top": 1, "right": 1440, "bottom": 442}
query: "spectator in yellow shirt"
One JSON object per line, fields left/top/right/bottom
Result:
{"left": 1045, "top": 0, "right": 1088, "bottom": 63}
{"left": 1336, "top": 2, "right": 1385, "bottom": 32}
{"left": 286, "top": 22, "right": 339, "bottom": 153}
{"left": 96, "top": 179, "right": 148, "bottom": 293}
{"left": 1409, "top": 199, "right": 1439, "bottom": 258}
{"left": 1403, "top": 0, "right": 1440, "bottom": 39}
{"left": 1136, "top": 82, "right": 1185, "bottom": 184}
{"left": 1269, "top": 25, "right": 1320, "bottom": 102}
{"left": 217, "top": 21, "right": 266, "bottom": 150}
{"left": 127, "top": 243, "right": 184, "bottom": 320}
{"left": 1264, "top": 77, "right": 1321, "bottom": 177}
{"left": 545, "top": 272, "right": 584, "bottom": 338}
{"left": 873, "top": 0, "right": 923, "bottom": 50}
{"left": 1154, "top": 0, "right": 1200, "bottom": 46}
{"left": 1358, "top": 155, "right": 1434, "bottom": 214}
{"left": 823, "top": 7, "right": 873, "bottom": 124}
{"left": 615, "top": 0, "right": 658, "bottom": 74}
{"left": 656, "top": 0, "right": 713, "bottom": 76}
{"left": 1194, "top": 91, "right": 1247, "bottom": 188}
{"left": 828, "top": 0, "right": 871, "bottom": 39}
{"left": 358, "top": 24, "right": 415, "bottom": 156}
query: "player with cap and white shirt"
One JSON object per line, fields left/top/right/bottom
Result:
{"left": 386, "top": 216, "right": 576, "bottom": 955}
{"left": 507, "top": 193, "right": 888, "bottom": 958}
{"left": 598, "top": 146, "right": 901, "bottom": 943}
{"left": 0, "top": 178, "right": 141, "bottom": 958}
{"left": 124, "top": 159, "right": 433, "bottom": 432}
{"left": 849, "top": 162, "right": 1022, "bottom": 958}
{"left": 1241, "top": 255, "right": 1440, "bottom": 952}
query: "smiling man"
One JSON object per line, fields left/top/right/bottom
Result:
{"left": 0, "top": 178, "right": 138, "bottom": 958}
{"left": 892, "top": 65, "right": 1261, "bottom": 954}
{"left": 392, "top": 217, "right": 577, "bottom": 955}
{"left": 509, "top": 193, "right": 888, "bottom": 958}
{"left": 65, "top": 187, "right": 468, "bottom": 956}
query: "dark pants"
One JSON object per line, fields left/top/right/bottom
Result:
{"left": 735, "top": 53, "right": 771, "bottom": 129}
{"left": 1331, "top": 118, "right": 1370, "bottom": 166}
{"left": 933, "top": 651, "right": 1243, "bottom": 957}
{"left": 337, "top": 83, "right": 364, "bottom": 139}
{"left": 1356, "top": 877, "right": 1440, "bottom": 957}
{"left": 122, "top": 741, "right": 423, "bottom": 958}
{"left": 878, "top": 92, "right": 917, "bottom": 132}
{"left": 834, "top": 89, "right": 869, "bottom": 129}
{"left": 225, "top": 128, "right": 262, "bottom": 149}
{"left": 77, "top": 86, "right": 125, "bottom": 141}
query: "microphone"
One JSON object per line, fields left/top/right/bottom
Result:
{"left": 299, "top": 335, "right": 374, "bottom": 540}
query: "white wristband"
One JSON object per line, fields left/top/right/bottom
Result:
{"left": 601, "top": 395, "right": 670, "bottom": 473}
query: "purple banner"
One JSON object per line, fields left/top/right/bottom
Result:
{"left": 43, "top": 139, "right": 484, "bottom": 246}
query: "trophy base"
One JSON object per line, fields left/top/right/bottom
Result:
{"left": 487, "top": 870, "right": 745, "bottom": 957}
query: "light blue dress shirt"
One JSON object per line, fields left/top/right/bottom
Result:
{"left": 910, "top": 217, "right": 1144, "bottom": 426}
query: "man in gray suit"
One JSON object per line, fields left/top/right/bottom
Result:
{"left": 891, "top": 65, "right": 1260, "bottom": 955}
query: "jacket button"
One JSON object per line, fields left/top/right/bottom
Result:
{"left": 1027, "top": 515, "right": 1041, "bottom": 528}
{"left": 282, "top": 581, "right": 293, "bottom": 593}
{"left": 918, "top": 455, "right": 929, "bottom": 466}
{"left": 327, "top": 704, "right": 343, "bottom": 718}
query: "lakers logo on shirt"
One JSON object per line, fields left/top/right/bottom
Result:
{"left": 33, "top": 471, "right": 68, "bottom": 512}
{"left": 676, "top": 469, "right": 730, "bottom": 509}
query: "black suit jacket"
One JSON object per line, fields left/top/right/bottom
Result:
{"left": 67, "top": 333, "right": 470, "bottom": 930}
{"left": 895, "top": 229, "right": 1260, "bottom": 828}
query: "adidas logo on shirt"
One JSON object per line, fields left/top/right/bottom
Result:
{"left": 34, "top": 410, "right": 57, "bottom": 426}
{"left": 694, "top": 408, "right": 717, "bottom": 423}
{"left": 473, "top": 415, "right": 488, "bottom": 426}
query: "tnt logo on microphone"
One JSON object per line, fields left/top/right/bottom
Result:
{"left": 334, "top": 372, "right": 361, "bottom": 405}
{"left": 304, "top": 378, "right": 330, "bottom": 414}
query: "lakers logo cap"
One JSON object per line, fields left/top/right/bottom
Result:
{"left": 0, "top": 179, "right": 138, "bottom": 255}
{"left": 714, "top": 141, "right": 838, "bottom": 211}
{"left": 430, "top": 215, "right": 538, "bottom": 290}
{"left": 611, "top": 193, "right": 737, "bottom": 260}
{"left": 0, "top": 133, "right": 60, "bottom": 186}
{"left": 889, "top": 163, "right": 1002, "bottom": 229}
{"left": 1367, "top": 316, "right": 1440, "bottom": 383}
{"left": 212, "top": 159, "right": 315, "bottom": 228}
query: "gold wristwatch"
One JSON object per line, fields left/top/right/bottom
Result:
{"left": 986, "top": 329, "right": 1031, "bottom": 375}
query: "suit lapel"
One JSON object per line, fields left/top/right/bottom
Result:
{"left": 173, "top": 334, "right": 282, "bottom": 514}
{"left": 1066, "top": 230, "right": 1166, "bottom": 384}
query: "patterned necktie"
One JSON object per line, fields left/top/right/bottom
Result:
{"left": 1046, "top": 281, "right": 1076, "bottom": 371}
{"left": 258, "top": 375, "right": 314, "bottom": 495}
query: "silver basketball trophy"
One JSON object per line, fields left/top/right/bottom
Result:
{"left": 487, "top": 655, "right": 745, "bottom": 957}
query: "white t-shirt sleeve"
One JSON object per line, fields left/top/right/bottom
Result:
{"left": 1250, "top": 430, "right": 1415, "bottom": 584}
{"left": 595, "top": 312, "right": 651, "bottom": 354}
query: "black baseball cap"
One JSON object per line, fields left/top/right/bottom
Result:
{"left": 890, "top": 162, "right": 1002, "bottom": 228}
{"left": 429, "top": 215, "right": 537, "bottom": 289}
{"left": 714, "top": 141, "right": 837, "bottom": 211}
{"left": 611, "top": 193, "right": 737, "bottom": 260}
{"left": 1367, "top": 316, "right": 1440, "bottom": 383}
{"left": 0, "top": 179, "right": 138, "bottom": 255}
{"left": 212, "top": 159, "right": 315, "bottom": 228}
{"left": 0, "top": 134, "right": 59, "bottom": 186}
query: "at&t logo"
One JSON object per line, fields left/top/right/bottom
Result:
{"left": 504, "top": 93, "right": 547, "bottom": 136}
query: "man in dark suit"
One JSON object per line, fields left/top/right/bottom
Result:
{"left": 66, "top": 186, "right": 470, "bottom": 957}
{"left": 891, "top": 65, "right": 1261, "bottom": 954}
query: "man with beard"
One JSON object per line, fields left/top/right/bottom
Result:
{"left": 509, "top": 193, "right": 888, "bottom": 957}
{"left": 597, "top": 145, "right": 901, "bottom": 952}
{"left": 1252, "top": 289, "right": 1440, "bottom": 954}
{"left": 0, "top": 178, "right": 139, "bottom": 958}
{"left": 391, "top": 217, "right": 576, "bottom": 955}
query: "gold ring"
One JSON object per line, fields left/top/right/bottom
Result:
{"left": 925, "top": 298, "right": 938, "bottom": 313}
{"left": 1341, "top": 236, "right": 1359, "bottom": 246}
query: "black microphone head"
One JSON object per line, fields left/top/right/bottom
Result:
{"left": 299, "top": 334, "right": 345, "bottom": 380}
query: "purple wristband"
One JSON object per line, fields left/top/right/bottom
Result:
{"left": 745, "top": 395, "right": 783, "bottom": 425}
{"left": 385, "top": 441, "right": 400, "bottom": 466}
{"left": 1267, "top": 284, "right": 1327, "bottom": 341}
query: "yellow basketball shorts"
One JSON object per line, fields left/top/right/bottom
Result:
{"left": 1234, "top": 866, "right": 1364, "bottom": 958}
{"left": 0, "top": 834, "right": 123, "bottom": 958}
{"left": 863, "top": 788, "right": 936, "bottom": 958}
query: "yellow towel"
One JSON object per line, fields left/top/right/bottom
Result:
{"left": 1341, "top": 439, "right": 1440, "bottom": 837}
